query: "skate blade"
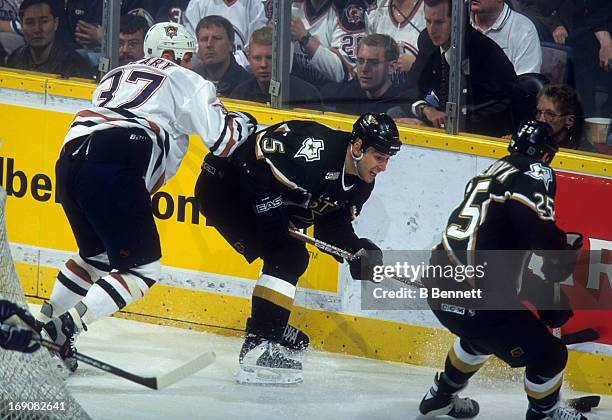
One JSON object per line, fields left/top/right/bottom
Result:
{"left": 235, "top": 365, "right": 303, "bottom": 386}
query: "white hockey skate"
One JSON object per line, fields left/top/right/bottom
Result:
{"left": 42, "top": 307, "right": 86, "bottom": 372}
{"left": 527, "top": 406, "right": 588, "bottom": 420}
{"left": 236, "top": 337, "right": 303, "bottom": 385}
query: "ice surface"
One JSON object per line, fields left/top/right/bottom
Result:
{"left": 55, "top": 314, "right": 611, "bottom": 420}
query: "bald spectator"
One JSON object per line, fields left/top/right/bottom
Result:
{"left": 118, "top": 14, "right": 149, "bottom": 66}
{"left": 7, "top": 0, "right": 92, "bottom": 78}
{"left": 231, "top": 26, "right": 322, "bottom": 109}
{"left": 470, "top": 0, "right": 542, "bottom": 75}
{"left": 192, "top": 15, "right": 250, "bottom": 96}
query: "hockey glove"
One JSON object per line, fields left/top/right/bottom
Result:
{"left": 228, "top": 111, "right": 258, "bottom": 138}
{"left": 537, "top": 287, "right": 573, "bottom": 328}
{"left": 541, "top": 232, "right": 583, "bottom": 283}
{"left": 348, "top": 238, "right": 383, "bottom": 282}
{"left": 538, "top": 308, "right": 573, "bottom": 329}
{"left": 0, "top": 300, "right": 40, "bottom": 353}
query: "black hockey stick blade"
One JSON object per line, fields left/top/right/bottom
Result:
{"left": 40, "top": 339, "right": 215, "bottom": 390}
{"left": 561, "top": 328, "right": 600, "bottom": 345}
{"left": 566, "top": 395, "right": 600, "bottom": 413}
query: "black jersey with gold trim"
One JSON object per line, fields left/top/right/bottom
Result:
{"left": 442, "top": 153, "right": 566, "bottom": 263}
{"left": 237, "top": 120, "right": 374, "bottom": 231}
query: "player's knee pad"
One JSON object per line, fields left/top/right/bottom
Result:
{"left": 263, "top": 243, "right": 309, "bottom": 280}
{"left": 525, "top": 337, "right": 568, "bottom": 376}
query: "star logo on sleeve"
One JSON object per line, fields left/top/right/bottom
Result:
{"left": 295, "top": 137, "right": 324, "bottom": 162}
{"left": 525, "top": 163, "right": 553, "bottom": 190}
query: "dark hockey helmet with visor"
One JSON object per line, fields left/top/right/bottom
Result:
{"left": 508, "top": 120, "right": 558, "bottom": 164}
{"left": 351, "top": 113, "right": 401, "bottom": 156}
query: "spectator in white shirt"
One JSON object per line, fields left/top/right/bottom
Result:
{"left": 470, "top": 0, "right": 541, "bottom": 75}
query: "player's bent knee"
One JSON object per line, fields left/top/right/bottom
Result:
{"left": 264, "top": 244, "right": 309, "bottom": 279}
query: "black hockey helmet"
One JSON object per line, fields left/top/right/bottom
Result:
{"left": 351, "top": 113, "right": 401, "bottom": 156}
{"left": 508, "top": 120, "right": 558, "bottom": 164}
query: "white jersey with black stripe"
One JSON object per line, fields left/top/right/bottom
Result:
{"left": 63, "top": 57, "right": 250, "bottom": 192}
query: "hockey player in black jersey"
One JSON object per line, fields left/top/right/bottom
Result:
{"left": 417, "top": 121, "right": 586, "bottom": 420}
{"left": 194, "top": 113, "right": 401, "bottom": 384}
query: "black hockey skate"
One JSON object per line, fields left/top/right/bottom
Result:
{"left": 527, "top": 406, "right": 588, "bottom": 420}
{"left": 236, "top": 333, "right": 303, "bottom": 385}
{"left": 245, "top": 318, "right": 309, "bottom": 352}
{"left": 419, "top": 372, "right": 480, "bottom": 418}
{"left": 281, "top": 323, "right": 309, "bottom": 352}
{"left": 42, "top": 309, "right": 86, "bottom": 372}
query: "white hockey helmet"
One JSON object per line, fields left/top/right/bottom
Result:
{"left": 143, "top": 22, "right": 196, "bottom": 62}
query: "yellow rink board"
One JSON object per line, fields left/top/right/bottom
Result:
{"left": 2, "top": 71, "right": 610, "bottom": 395}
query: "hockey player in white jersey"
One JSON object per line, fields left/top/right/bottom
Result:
{"left": 38, "top": 22, "right": 257, "bottom": 371}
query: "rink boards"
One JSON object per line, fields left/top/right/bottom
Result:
{"left": 0, "top": 70, "right": 611, "bottom": 395}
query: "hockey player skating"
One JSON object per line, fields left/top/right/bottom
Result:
{"left": 418, "top": 121, "right": 587, "bottom": 420}
{"left": 194, "top": 113, "right": 401, "bottom": 384}
{"left": 39, "top": 22, "right": 256, "bottom": 371}
{"left": 0, "top": 299, "right": 40, "bottom": 353}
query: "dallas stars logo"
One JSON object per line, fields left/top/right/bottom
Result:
{"left": 526, "top": 163, "right": 553, "bottom": 190}
{"left": 295, "top": 137, "right": 324, "bottom": 162}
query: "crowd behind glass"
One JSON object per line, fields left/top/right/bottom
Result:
{"left": 1, "top": 0, "right": 610, "bottom": 156}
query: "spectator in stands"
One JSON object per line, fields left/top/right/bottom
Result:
{"left": 470, "top": 0, "right": 542, "bottom": 75}
{"left": 323, "top": 33, "right": 404, "bottom": 115}
{"left": 155, "top": 0, "right": 190, "bottom": 24}
{"left": 192, "top": 15, "right": 250, "bottom": 96}
{"left": 118, "top": 14, "right": 149, "bottom": 66}
{"left": 406, "top": 0, "right": 517, "bottom": 137}
{"left": 535, "top": 84, "right": 594, "bottom": 151}
{"left": 0, "top": 0, "right": 25, "bottom": 56}
{"left": 366, "top": 0, "right": 426, "bottom": 85}
{"left": 511, "top": 1, "right": 611, "bottom": 117}
{"left": 7, "top": 0, "right": 92, "bottom": 78}
{"left": 185, "top": 0, "right": 267, "bottom": 68}
{"left": 231, "top": 26, "right": 322, "bottom": 108}
{"left": 291, "top": 0, "right": 368, "bottom": 87}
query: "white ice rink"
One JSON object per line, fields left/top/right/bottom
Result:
{"left": 53, "top": 313, "right": 611, "bottom": 420}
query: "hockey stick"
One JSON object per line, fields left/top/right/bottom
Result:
{"left": 560, "top": 328, "right": 600, "bottom": 346}
{"left": 40, "top": 339, "right": 215, "bottom": 390}
{"left": 288, "top": 229, "right": 425, "bottom": 288}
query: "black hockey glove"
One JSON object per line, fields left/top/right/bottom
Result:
{"left": 538, "top": 308, "right": 573, "bottom": 329}
{"left": 0, "top": 300, "right": 40, "bottom": 353}
{"left": 348, "top": 238, "right": 383, "bottom": 282}
{"left": 537, "top": 287, "right": 573, "bottom": 328}
{"left": 541, "top": 232, "right": 583, "bottom": 283}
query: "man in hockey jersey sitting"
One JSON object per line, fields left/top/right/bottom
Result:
{"left": 194, "top": 113, "right": 401, "bottom": 385}
{"left": 418, "top": 121, "right": 586, "bottom": 420}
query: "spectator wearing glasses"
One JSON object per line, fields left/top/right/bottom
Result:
{"left": 323, "top": 33, "right": 404, "bottom": 115}
{"left": 535, "top": 84, "right": 594, "bottom": 151}
{"left": 118, "top": 14, "right": 149, "bottom": 66}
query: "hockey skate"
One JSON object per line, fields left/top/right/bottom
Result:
{"left": 42, "top": 308, "right": 86, "bottom": 372}
{"left": 527, "top": 406, "right": 588, "bottom": 420}
{"left": 236, "top": 333, "right": 303, "bottom": 385}
{"left": 245, "top": 318, "right": 309, "bottom": 352}
{"left": 418, "top": 372, "right": 480, "bottom": 419}
{"left": 281, "top": 323, "right": 309, "bottom": 352}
